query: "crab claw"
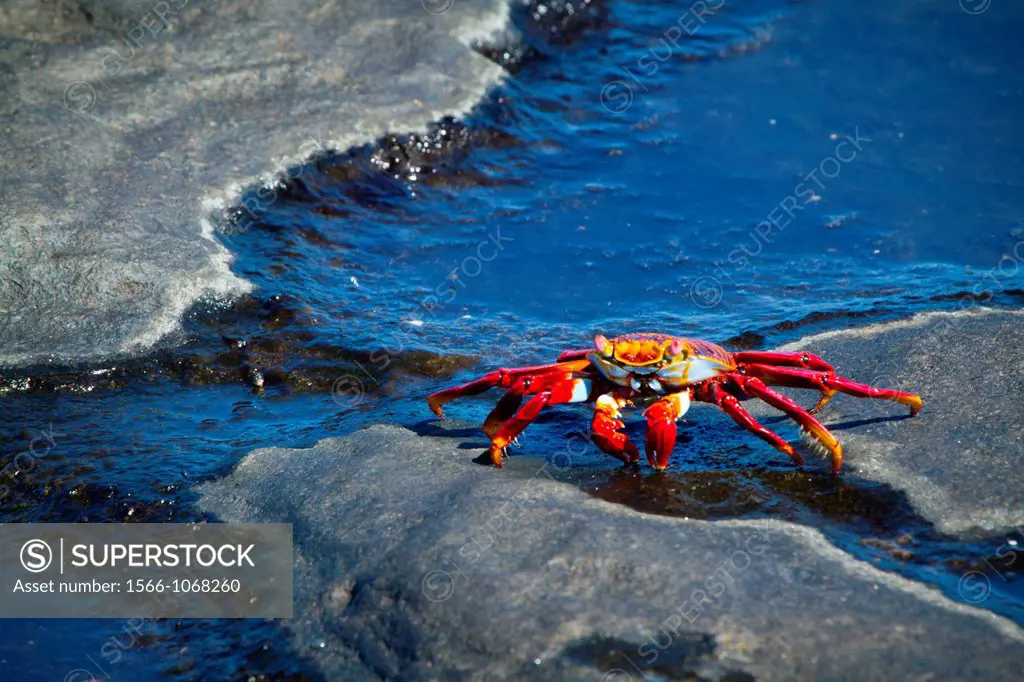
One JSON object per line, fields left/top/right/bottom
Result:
{"left": 591, "top": 396, "right": 640, "bottom": 465}
{"left": 643, "top": 392, "right": 690, "bottom": 470}
{"left": 592, "top": 413, "right": 640, "bottom": 465}
{"left": 645, "top": 407, "right": 677, "bottom": 470}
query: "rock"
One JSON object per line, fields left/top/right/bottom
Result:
{"left": 0, "top": 0, "right": 509, "bottom": 366}
{"left": 198, "top": 423, "right": 1024, "bottom": 681}
{"left": 765, "top": 309, "right": 1024, "bottom": 537}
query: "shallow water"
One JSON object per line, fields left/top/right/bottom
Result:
{"left": 3, "top": 0, "right": 1024, "bottom": 678}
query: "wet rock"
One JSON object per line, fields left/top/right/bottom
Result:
{"left": 199, "top": 423, "right": 1024, "bottom": 681}
{"left": 0, "top": 0, "right": 510, "bottom": 367}
{"left": 767, "top": 309, "right": 1024, "bottom": 537}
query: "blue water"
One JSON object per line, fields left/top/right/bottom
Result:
{"left": 3, "top": 0, "right": 1024, "bottom": 678}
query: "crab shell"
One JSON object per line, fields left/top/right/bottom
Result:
{"left": 588, "top": 332, "right": 735, "bottom": 395}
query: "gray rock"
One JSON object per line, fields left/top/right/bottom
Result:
{"left": 199, "top": 423, "right": 1024, "bottom": 681}
{"left": 0, "top": 0, "right": 509, "bottom": 366}
{"left": 764, "top": 309, "right": 1024, "bottom": 537}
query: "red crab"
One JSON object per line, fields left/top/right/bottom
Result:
{"left": 427, "top": 333, "right": 922, "bottom": 474}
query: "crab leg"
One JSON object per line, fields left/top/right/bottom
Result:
{"left": 733, "top": 352, "right": 838, "bottom": 411}
{"left": 591, "top": 394, "right": 640, "bottom": 465}
{"left": 732, "top": 350, "right": 834, "bottom": 372}
{"left": 482, "top": 369, "right": 589, "bottom": 437}
{"left": 694, "top": 383, "right": 803, "bottom": 468}
{"left": 556, "top": 348, "right": 593, "bottom": 362}
{"left": 643, "top": 391, "right": 691, "bottom": 470}
{"left": 742, "top": 364, "right": 923, "bottom": 415}
{"left": 487, "top": 378, "right": 593, "bottom": 467}
{"left": 728, "top": 375, "right": 843, "bottom": 474}
{"left": 427, "top": 359, "right": 591, "bottom": 418}
{"left": 482, "top": 379, "right": 527, "bottom": 437}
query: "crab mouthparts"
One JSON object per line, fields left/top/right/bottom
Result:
{"left": 630, "top": 376, "right": 664, "bottom": 394}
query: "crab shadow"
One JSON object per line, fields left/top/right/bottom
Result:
{"left": 754, "top": 411, "right": 915, "bottom": 432}
{"left": 825, "top": 413, "right": 917, "bottom": 430}
{"left": 410, "top": 418, "right": 509, "bottom": 466}
{"left": 413, "top": 419, "right": 485, "bottom": 444}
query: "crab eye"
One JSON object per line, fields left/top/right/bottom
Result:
{"left": 668, "top": 338, "right": 688, "bottom": 359}
{"left": 594, "top": 334, "right": 613, "bottom": 357}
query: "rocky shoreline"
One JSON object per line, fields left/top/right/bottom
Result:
{"left": 757, "top": 308, "right": 1024, "bottom": 537}
{"left": 199, "top": 308, "right": 1024, "bottom": 681}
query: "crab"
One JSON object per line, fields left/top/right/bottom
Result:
{"left": 426, "top": 332, "right": 923, "bottom": 474}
